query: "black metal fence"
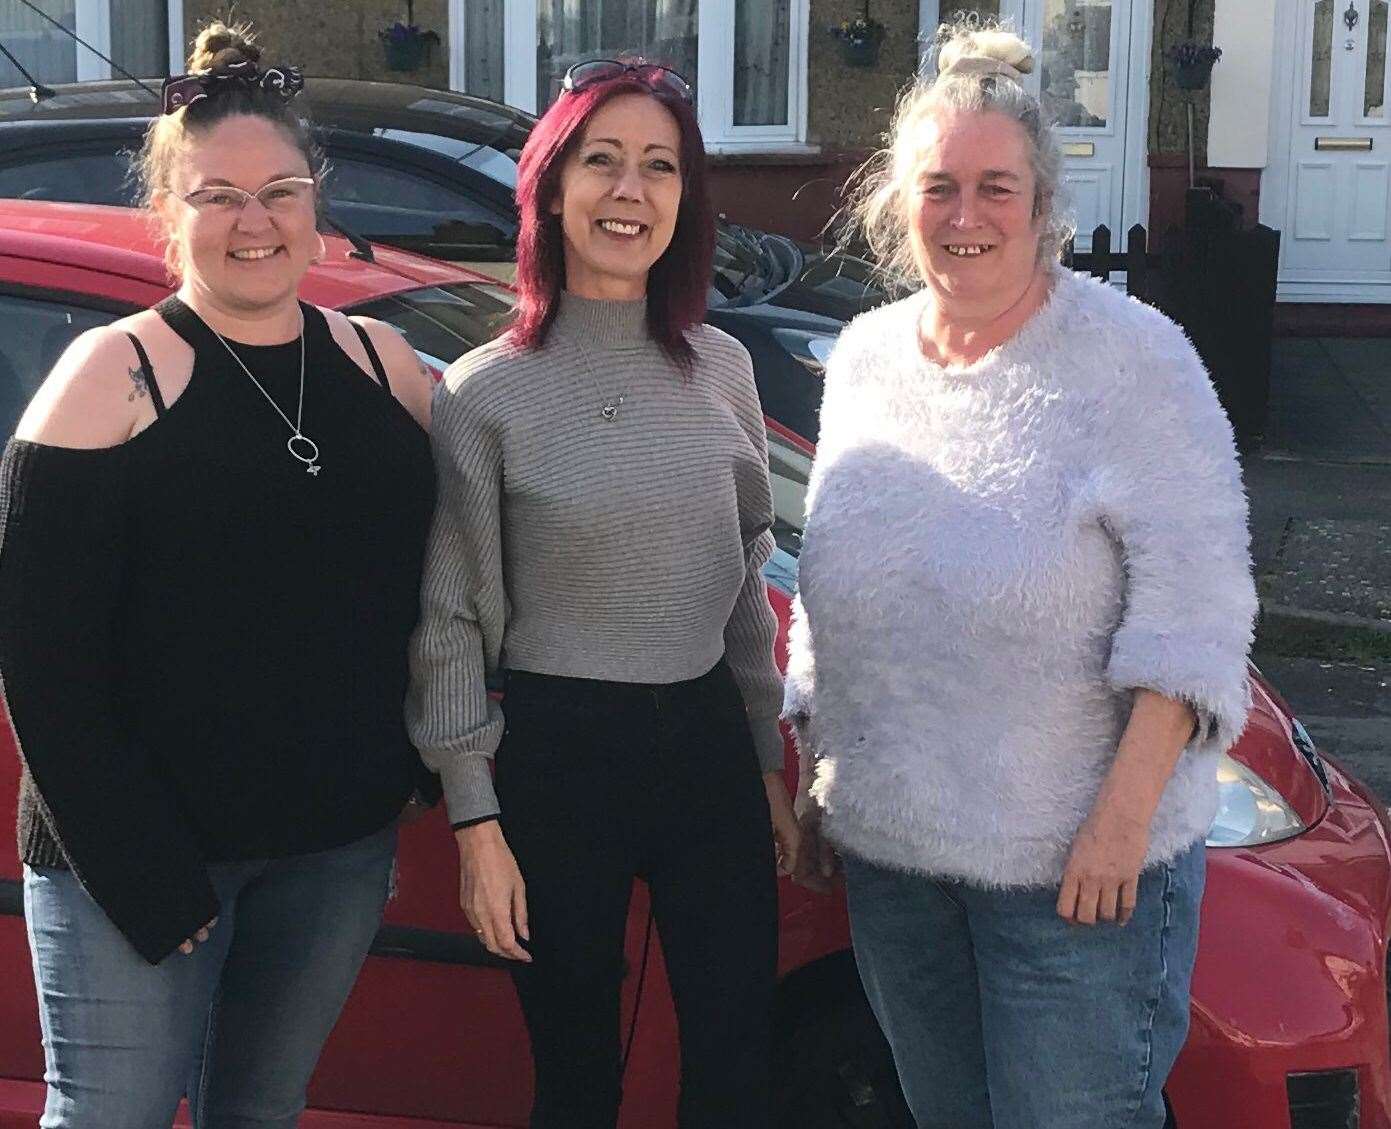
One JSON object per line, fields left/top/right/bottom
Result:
{"left": 1063, "top": 190, "right": 1281, "bottom": 446}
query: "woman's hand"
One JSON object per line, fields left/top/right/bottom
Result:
{"left": 1058, "top": 690, "right": 1197, "bottom": 926}
{"left": 456, "top": 821, "right": 531, "bottom": 962}
{"left": 1056, "top": 800, "right": 1151, "bottom": 926}
{"left": 789, "top": 795, "right": 839, "bottom": 894}
{"left": 178, "top": 915, "right": 218, "bottom": 956}
{"left": 765, "top": 772, "right": 801, "bottom": 878}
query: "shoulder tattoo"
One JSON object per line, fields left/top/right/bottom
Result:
{"left": 126, "top": 364, "right": 148, "bottom": 402}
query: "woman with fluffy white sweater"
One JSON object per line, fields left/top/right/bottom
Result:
{"left": 785, "top": 23, "right": 1257, "bottom": 1129}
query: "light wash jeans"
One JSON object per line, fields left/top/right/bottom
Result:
{"left": 843, "top": 841, "right": 1204, "bottom": 1129}
{"left": 23, "top": 822, "right": 397, "bottom": 1129}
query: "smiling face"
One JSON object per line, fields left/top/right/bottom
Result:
{"left": 551, "top": 92, "right": 683, "bottom": 301}
{"left": 906, "top": 108, "right": 1044, "bottom": 307}
{"left": 156, "top": 114, "right": 319, "bottom": 315}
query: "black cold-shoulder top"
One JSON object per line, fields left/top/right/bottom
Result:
{"left": 0, "top": 296, "right": 436, "bottom": 963}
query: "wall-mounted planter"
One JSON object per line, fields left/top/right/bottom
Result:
{"left": 1164, "top": 40, "right": 1222, "bottom": 91}
{"left": 383, "top": 36, "right": 430, "bottom": 72}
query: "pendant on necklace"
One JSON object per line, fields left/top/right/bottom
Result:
{"left": 600, "top": 395, "right": 624, "bottom": 422}
{"left": 288, "top": 433, "right": 322, "bottom": 476}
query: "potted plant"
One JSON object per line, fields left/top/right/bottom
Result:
{"left": 831, "top": 2, "right": 886, "bottom": 68}
{"left": 1164, "top": 0, "right": 1222, "bottom": 91}
{"left": 1165, "top": 39, "right": 1222, "bottom": 90}
{"left": 379, "top": 2, "right": 440, "bottom": 73}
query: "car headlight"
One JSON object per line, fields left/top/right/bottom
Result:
{"left": 770, "top": 327, "right": 837, "bottom": 373}
{"left": 1205, "top": 751, "right": 1306, "bottom": 847}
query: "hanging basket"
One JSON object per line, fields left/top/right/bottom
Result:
{"left": 383, "top": 35, "right": 429, "bottom": 72}
{"left": 1168, "top": 56, "right": 1216, "bottom": 90}
{"left": 1164, "top": 42, "right": 1222, "bottom": 91}
{"left": 831, "top": 18, "right": 885, "bottom": 69}
{"left": 837, "top": 35, "right": 882, "bottom": 68}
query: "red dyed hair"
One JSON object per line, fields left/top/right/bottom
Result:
{"left": 509, "top": 69, "right": 716, "bottom": 371}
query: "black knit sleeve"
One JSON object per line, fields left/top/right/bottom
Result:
{"left": 0, "top": 439, "right": 220, "bottom": 964}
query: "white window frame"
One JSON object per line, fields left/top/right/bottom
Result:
{"left": 452, "top": 0, "right": 811, "bottom": 153}
{"left": 60, "top": 0, "right": 180, "bottom": 79}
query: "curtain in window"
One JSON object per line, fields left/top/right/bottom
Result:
{"left": 110, "top": 0, "right": 168, "bottom": 77}
{"left": 466, "top": 0, "right": 505, "bottom": 101}
{"left": 535, "top": 0, "right": 699, "bottom": 113}
{"left": 733, "top": 0, "right": 789, "bottom": 125}
{"left": 0, "top": 1, "right": 78, "bottom": 87}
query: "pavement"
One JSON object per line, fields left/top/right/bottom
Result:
{"left": 1244, "top": 336, "right": 1391, "bottom": 798}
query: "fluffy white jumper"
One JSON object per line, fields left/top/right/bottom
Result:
{"left": 785, "top": 268, "right": 1257, "bottom": 888}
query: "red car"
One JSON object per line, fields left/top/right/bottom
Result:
{"left": 0, "top": 199, "right": 1386, "bottom": 1129}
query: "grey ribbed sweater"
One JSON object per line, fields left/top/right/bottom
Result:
{"left": 407, "top": 292, "right": 784, "bottom": 824}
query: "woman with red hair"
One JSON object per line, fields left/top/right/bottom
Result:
{"left": 408, "top": 60, "right": 798, "bottom": 1128}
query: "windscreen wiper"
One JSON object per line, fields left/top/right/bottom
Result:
{"left": 0, "top": 39, "right": 54, "bottom": 102}
{"left": 323, "top": 215, "right": 376, "bottom": 262}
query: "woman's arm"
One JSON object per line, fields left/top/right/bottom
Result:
{"left": 1, "top": 333, "right": 220, "bottom": 963}
{"left": 406, "top": 355, "right": 529, "bottom": 961}
{"left": 1057, "top": 690, "right": 1195, "bottom": 925}
{"left": 1060, "top": 314, "right": 1257, "bottom": 925}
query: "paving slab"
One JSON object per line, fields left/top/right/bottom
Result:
{"left": 1257, "top": 517, "right": 1391, "bottom": 624}
{"left": 1265, "top": 338, "right": 1391, "bottom": 464}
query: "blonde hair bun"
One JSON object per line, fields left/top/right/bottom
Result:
{"left": 936, "top": 26, "right": 1035, "bottom": 77}
{"left": 187, "top": 19, "right": 261, "bottom": 73}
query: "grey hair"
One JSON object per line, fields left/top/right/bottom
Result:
{"left": 843, "top": 20, "right": 1072, "bottom": 283}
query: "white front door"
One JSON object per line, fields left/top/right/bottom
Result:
{"left": 1274, "top": 0, "right": 1391, "bottom": 301}
{"left": 927, "top": 0, "right": 1148, "bottom": 252}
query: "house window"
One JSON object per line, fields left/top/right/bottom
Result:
{"left": 453, "top": 0, "right": 808, "bottom": 150}
{"left": 0, "top": 0, "right": 168, "bottom": 87}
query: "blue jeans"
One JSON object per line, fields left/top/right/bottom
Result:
{"left": 23, "top": 823, "right": 397, "bottom": 1129}
{"left": 843, "top": 842, "right": 1205, "bottom": 1129}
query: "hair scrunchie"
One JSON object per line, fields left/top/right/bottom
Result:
{"left": 937, "top": 56, "right": 1026, "bottom": 86}
{"left": 159, "top": 61, "right": 305, "bottom": 116}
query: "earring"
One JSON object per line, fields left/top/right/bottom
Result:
{"left": 310, "top": 232, "right": 328, "bottom": 264}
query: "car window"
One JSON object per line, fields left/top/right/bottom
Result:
{"left": 0, "top": 293, "right": 118, "bottom": 436}
{"left": 373, "top": 127, "right": 520, "bottom": 189}
{"left": 322, "top": 157, "right": 517, "bottom": 261}
{"left": 347, "top": 282, "right": 516, "bottom": 369}
{"left": 0, "top": 150, "right": 137, "bottom": 206}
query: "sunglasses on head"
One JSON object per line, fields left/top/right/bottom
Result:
{"left": 560, "top": 59, "right": 694, "bottom": 104}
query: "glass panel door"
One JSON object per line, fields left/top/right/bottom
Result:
{"left": 535, "top": 0, "right": 699, "bottom": 114}
{"left": 938, "top": 1, "right": 1002, "bottom": 26}
{"left": 464, "top": 0, "right": 506, "bottom": 100}
{"left": 109, "top": 0, "right": 167, "bottom": 78}
{"left": 1367, "top": 0, "right": 1388, "bottom": 117}
{"left": 1042, "top": 0, "right": 1112, "bottom": 128}
{"left": 733, "top": 0, "right": 789, "bottom": 125}
{"left": 1311, "top": 0, "right": 1334, "bottom": 116}
{"left": 0, "top": 1, "right": 77, "bottom": 87}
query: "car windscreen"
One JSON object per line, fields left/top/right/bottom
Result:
{"left": 349, "top": 281, "right": 810, "bottom": 584}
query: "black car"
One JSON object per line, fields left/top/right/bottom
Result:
{"left": 0, "top": 77, "right": 892, "bottom": 439}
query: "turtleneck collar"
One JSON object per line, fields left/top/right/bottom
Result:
{"left": 551, "top": 290, "right": 650, "bottom": 348}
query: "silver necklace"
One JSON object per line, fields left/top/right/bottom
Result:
{"left": 571, "top": 336, "right": 628, "bottom": 422}
{"left": 208, "top": 316, "right": 321, "bottom": 476}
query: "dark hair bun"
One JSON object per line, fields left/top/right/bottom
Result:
{"left": 187, "top": 20, "right": 261, "bottom": 73}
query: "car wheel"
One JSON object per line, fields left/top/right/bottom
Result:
{"left": 774, "top": 978, "right": 915, "bottom": 1129}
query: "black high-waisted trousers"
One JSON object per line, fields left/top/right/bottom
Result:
{"left": 496, "top": 658, "right": 778, "bottom": 1129}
